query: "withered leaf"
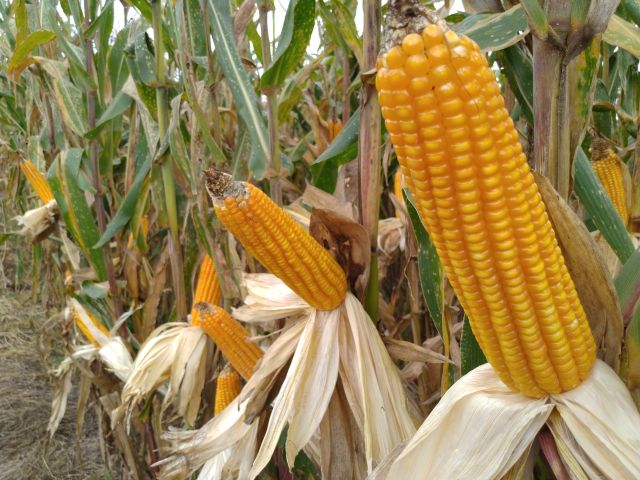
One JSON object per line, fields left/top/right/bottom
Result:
{"left": 535, "top": 172, "right": 623, "bottom": 370}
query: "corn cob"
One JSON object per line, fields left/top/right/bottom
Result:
{"left": 194, "top": 302, "right": 263, "bottom": 381}
{"left": 214, "top": 365, "right": 242, "bottom": 416}
{"left": 590, "top": 138, "right": 629, "bottom": 226}
{"left": 20, "top": 160, "right": 54, "bottom": 203}
{"left": 376, "top": 21, "right": 596, "bottom": 397}
{"left": 204, "top": 171, "right": 348, "bottom": 311}
{"left": 191, "top": 254, "right": 222, "bottom": 326}
{"left": 71, "top": 306, "right": 110, "bottom": 347}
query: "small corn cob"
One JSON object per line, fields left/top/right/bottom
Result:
{"left": 590, "top": 138, "right": 629, "bottom": 226}
{"left": 20, "top": 160, "right": 54, "bottom": 203}
{"left": 214, "top": 365, "right": 242, "bottom": 416}
{"left": 191, "top": 254, "right": 222, "bottom": 326}
{"left": 71, "top": 306, "right": 110, "bottom": 347}
{"left": 194, "top": 302, "right": 263, "bottom": 381}
{"left": 376, "top": 20, "right": 596, "bottom": 397}
{"left": 204, "top": 171, "right": 348, "bottom": 311}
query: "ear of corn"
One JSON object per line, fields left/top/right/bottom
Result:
{"left": 376, "top": 24, "right": 596, "bottom": 397}
{"left": 590, "top": 139, "right": 629, "bottom": 227}
{"left": 214, "top": 365, "right": 242, "bottom": 415}
{"left": 204, "top": 171, "right": 348, "bottom": 311}
{"left": 71, "top": 305, "right": 110, "bottom": 347}
{"left": 191, "top": 254, "right": 222, "bottom": 326}
{"left": 194, "top": 302, "right": 263, "bottom": 381}
{"left": 20, "top": 160, "right": 54, "bottom": 204}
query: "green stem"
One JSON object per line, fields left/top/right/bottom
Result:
{"left": 360, "top": 0, "right": 381, "bottom": 320}
{"left": 258, "top": 2, "right": 281, "bottom": 203}
{"left": 152, "top": 0, "right": 186, "bottom": 320}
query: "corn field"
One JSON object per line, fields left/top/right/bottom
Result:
{"left": 2, "top": 0, "right": 640, "bottom": 478}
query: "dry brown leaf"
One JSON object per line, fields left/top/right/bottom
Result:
{"left": 139, "top": 242, "right": 170, "bottom": 342}
{"left": 319, "top": 384, "right": 361, "bottom": 480}
{"left": 535, "top": 172, "right": 623, "bottom": 370}
{"left": 302, "top": 184, "right": 357, "bottom": 221}
{"left": 384, "top": 338, "right": 450, "bottom": 365}
{"left": 310, "top": 208, "right": 370, "bottom": 300}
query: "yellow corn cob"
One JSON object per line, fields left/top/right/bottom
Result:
{"left": 20, "top": 160, "right": 54, "bottom": 203}
{"left": 204, "top": 171, "right": 348, "bottom": 311}
{"left": 590, "top": 139, "right": 629, "bottom": 226}
{"left": 376, "top": 22, "right": 596, "bottom": 397}
{"left": 328, "top": 119, "right": 343, "bottom": 141}
{"left": 191, "top": 254, "right": 222, "bottom": 326}
{"left": 214, "top": 365, "right": 242, "bottom": 416}
{"left": 194, "top": 302, "right": 263, "bottom": 381}
{"left": 71, "top": 306, "right": 110, "bottom": 347}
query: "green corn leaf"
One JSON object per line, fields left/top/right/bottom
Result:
{"left": 454, "top": 4, "right": 529, "bottom": 51}
{"left": 84, "top": 0, "right": 113, "bottom": 38}
{"left": 183, "top": 0, "right": 207, "bottom": 57}
{"left": 461, "top": 315, "right": 487, "bottom": 375}
{"left": 208, "top": 0, "right": 270, "bottom": 179}
{"left": 614, "top": 247, "right": 640, "bottom": 324}
{"left": 86, "top": 90, "right": 133, "bottom": 139}
{"left": 497, "top": 44, "right": 533, "bottom": 124}
{"left": 603, "top": 14, "right": 640, "bottom": 57}
{"left": 573, "top": 147, "right": 635, "bottom": 262}
{"left": 568, "top": 40, "right": 600, "bottom": 156}
{"left": 8, "top": 30, "right": 56, "bottom": 76}
{"left": 327, "top": 0, "right": 362, "bottom": 66}
{"left": 311, "top": 107, "right": 360, "bottom": 192}
{"left": 403, "top": 189, "right": 444, "bottom": 338}
{"left": 47, "top": 149, "right": 107, "bottom": 280}
{"left": 135, "top": 31, "right": 157, "bottom": 86}
{"left": 38, "top": 58, "right": 87, "bottom": 137}
{"left": 261, "top": 0, "right": 316, "bottom": 89}
{"left": 94, "top": 155, "right": 152, "bottom": 249}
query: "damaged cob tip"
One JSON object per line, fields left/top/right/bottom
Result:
{"left": 204, "top": 170, "right": 348, "bottom": 311}
{"left": 383, "top": 0, "right": 445, "bottom": 52}
{"left": 203, "top": 170, "right": 247, "bottom": 205}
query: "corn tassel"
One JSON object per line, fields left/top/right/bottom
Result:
{"left": 376, "top": 23, "right": 596, "bottom": 397}
{"left": 194, "top": 302, "right": 263, "bottom": 381}
{"left": 204, "top": 170, "right": 348, "bottom": 311}
{"left": 191, "top": 254, "right": 222, "bottom": 326}
{"left": 20, "top": 160, "right": 54, "bottom": 204}
{"left": 214, "top": 365, "right": 242, "bottom": 416}
{"left": 590, "top": 138, "right": 630, "bottom": 226}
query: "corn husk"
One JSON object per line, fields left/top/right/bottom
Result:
{"left": 378, "top": 360, "right": 640, "bottom": 480}
{"left": 232, "top": 273, "right": 310, "bottom": 323}
{"left": 14, "top": 199, "right": 58, "bottom": 239}
{"left": 117, "top": 322, "right": 210, "bottom": 426}
{"left": 160, "top": 285, "right": 416, "bottom": 479}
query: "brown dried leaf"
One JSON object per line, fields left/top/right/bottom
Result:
{"left": 302, "top": 184, "right": 357, "bottom": 221}
{"left": 139, "top": 242, "right": 169, "bottom": 342}
{"left": 535, "top": 172, "right": 623, "bottom": 370}
{"left": 319, "top": 383, "right": 362, "bottom": 480}
{"left": 384, "top": 338, "right": 450, "bottom": 365}
{"left": 309, "top": 208, "right": 370, "bottom": 300}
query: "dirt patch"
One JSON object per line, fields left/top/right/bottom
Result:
{"left": 0, "top": 292, "right": 104, "bottom": 480}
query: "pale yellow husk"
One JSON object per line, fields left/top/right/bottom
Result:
{"left": 377, "top": 360, "right": 640, "bottom": 480}
{"left": 232, "top": 273, "right": 310, "bottom": 323}
{"left": 158, "top": 279, "right": 416, "bottom": 479}
{"left": 14, "top": 199, "right": 58, "bottom": 238}
{"left": 117, "top": 322, "right": 210, "bottom": 426}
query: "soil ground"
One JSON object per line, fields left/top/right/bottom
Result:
{"left": 0, "top": 291, "right": 104, "bottom": 479}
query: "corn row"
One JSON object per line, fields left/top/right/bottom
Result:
{"left": 20, "top": 160, "right": 54, "bottom": 203}
{"left": 194, "top": 302, "right": 263, "bottom": 381}
{"left": 204, "top": 171, "right": 348, "bottom": 311}
{"left": 376, "top": 22, "right": 596, "bottom": 397}
{"left": 191, "top": 254, "right": 222, "bottom": 326}
{"left": 214, "top": 365, "right": 242, "bottom": 416}
{"left": 590, "top": 139, "right": 629, "bottom": 226}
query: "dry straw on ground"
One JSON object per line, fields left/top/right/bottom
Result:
{"left": 0, "top": 293, "right": 104, "bottom": 479}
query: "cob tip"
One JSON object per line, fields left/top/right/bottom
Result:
{"left": 383, "top": 0, "right": 444, "bottom": 51}
{"left": 203, "top": 170, "right": 247, "bottom": 205}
